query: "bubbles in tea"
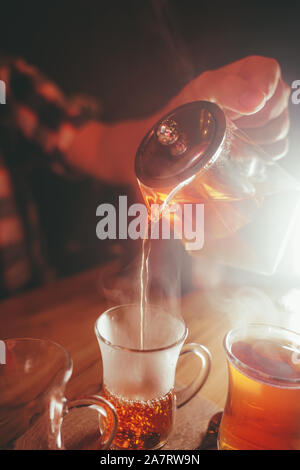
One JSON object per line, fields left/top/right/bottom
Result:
{"left": 102, "top": 385, "right": 175, "bottom": 450}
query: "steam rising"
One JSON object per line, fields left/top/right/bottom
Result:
{"left": 208, "top": 285, "right": 300, "bottom": 334}
{"left": 97, "top": 240, "right": 183, "bottom": 323}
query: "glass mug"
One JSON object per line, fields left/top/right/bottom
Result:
{"left": 218, "top": 324, "right": 300, "bottom": 450}
{"left": 0, "top": 338, "right": 117, "bottom": 450}
{"left": 95, "top": 304, "right": 211, "bottom": 450}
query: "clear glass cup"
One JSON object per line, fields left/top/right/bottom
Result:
{"left": 95, "top": 304, "right": 211, "bottom": 450}
{"left": 0, "top": 338, "right": 117, "bottom": 450}
{"left": 218, "top": 324, "right": 300, "bottom": 450}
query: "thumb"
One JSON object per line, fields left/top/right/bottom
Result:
{"left": 212, "top": 73, "right": 267, "bottom": 116}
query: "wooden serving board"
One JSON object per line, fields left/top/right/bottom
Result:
{"left": 15, "top": 393, "right": 220, "bottom": 450}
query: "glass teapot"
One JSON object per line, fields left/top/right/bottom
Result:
{"left": 135, "top": 101, "right": 300, "bottom": 274}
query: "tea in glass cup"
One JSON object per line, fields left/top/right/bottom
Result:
{"left": 95, "top": 304, "right": 211, "bottom": 450}
{"left": 218, "top": 324, "right": 300, "bottom": 450}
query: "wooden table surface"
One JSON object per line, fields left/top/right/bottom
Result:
{"left": 0, "top": 262, "right": 288, "bottom": 410}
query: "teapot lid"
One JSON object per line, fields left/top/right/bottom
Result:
{"left": 135, "top": 101, "right": 226, "bottom": 188}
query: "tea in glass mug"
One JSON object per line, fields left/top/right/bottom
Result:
{"left": 218, "top": 324, "right": 300, "bottom": 450}
{"left": 95, "top": 304, "right": 211, "bottom": 450}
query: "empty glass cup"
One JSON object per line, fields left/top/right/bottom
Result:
{"left": 0, "top": 338, "right": 117, "bottom": 449}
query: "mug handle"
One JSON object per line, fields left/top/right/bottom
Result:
{"left": 176, "top": 343, "right": 211, "bottom": 408}
{"left": 63, "top": 395, "right": 118, "bottom": 449}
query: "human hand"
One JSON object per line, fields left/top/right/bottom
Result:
{"left": 66, "top": 56, "right": 290, "bottom": 185}
{"left": 176, "top": 55, "right": 290, "bottom": 160}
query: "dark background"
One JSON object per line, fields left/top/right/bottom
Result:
{"left": 0, "top": 0, "right": 300, "bottom": 284}
{"left": 1, "top": 0, "right": 299, "bottom": 173}
{"left": 1, "top": 1, "right": 300, "bottom": 118}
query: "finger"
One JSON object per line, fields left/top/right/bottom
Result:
{"left": 233, "top": 79, "right": 290, "bottom": 128}
{"left": 239, "top": 109, "right": 290, "bottom": 145}
{"left": 237, "top": 55, "right": 281, "bottom": 100}
{"left": 261, "top": 137, "right": 289, "bottom": 160}
{"left": 212, "top": 72, "right": 267, "bottom": 115}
